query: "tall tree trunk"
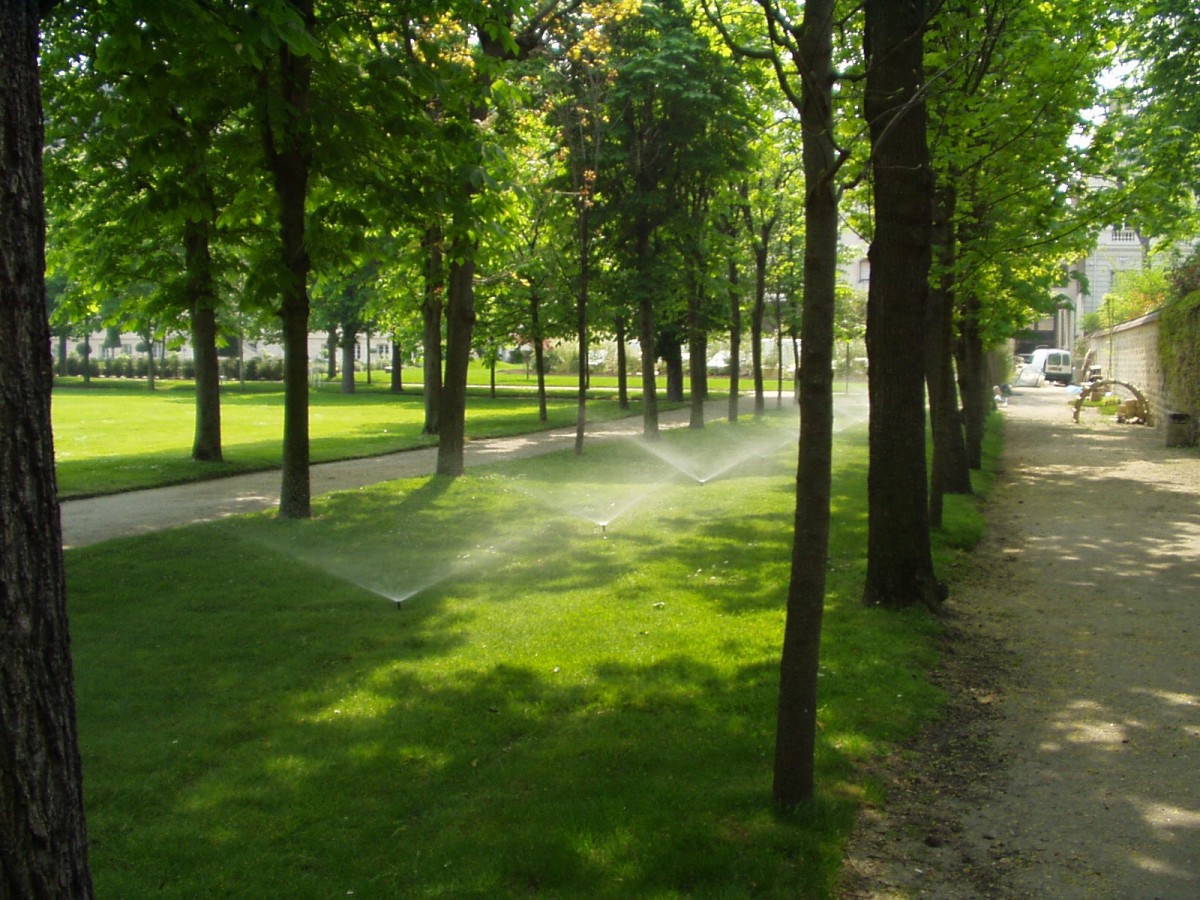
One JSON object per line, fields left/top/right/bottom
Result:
{"left": 955, "top": 290, "right": 988, "bottom": 469}
{"left": 0, "top": 4, "right": 95, "bottom": 893}
{"left": 340, "top": 324, "right": 357, "bottom": 394}
{"left": 773, "top": 0, "right": 839, "bottom": 812}
{"left": 264, "top": 0, "right": 314, "bottom": 519}
{"left": 421, "top": 223, "right": 443, "bottom": 435}
{"left": 364, "top": 324, "right": 372, "bottom": 385}
{"left": 661, "top": 326, "right": 685, "bottom": 402}
{"left": 861, "top": 0, "right": 943, "bottom": 611}
{"left": 688, "top": 270, "right": 706, "bottom": 429}
{"left": 636, "top": 217, "right": 658, "bottom": 437}
{"left": 436, "top": 234, "right": 475, "bottom": 476}
{"left": 390, "top": 338, "right": 403, "bottom": 393}
{"left": 185, "top": 215, "right": 222, "bottom": 461}
{"left": 926, "top": 182, "right": 972, "bottom": 527}
{"left": 575, "top": 202, "right": 590, "bottom": 453}
{"left": 615, "top": 314, "right": 629, "bottom": 411}
{"left": 143, "top": 327, "right": 156, "bottom": 390}
{"left": 750, "top": 240, "right": 767, "bottom": 415}
{"left": 326, "top": 328, "right": 337, "bottom": 381}
{"left": 530, "top": 291, "right": 548, "bottom": 422}
{"left": 728, "top": 256, "right": 742, "bottom": 423}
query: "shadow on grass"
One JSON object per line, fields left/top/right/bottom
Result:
{"left": 66, "top": 413, "right": 952, "bottom": 898}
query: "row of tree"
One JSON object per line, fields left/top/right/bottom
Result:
{"left": 4, "top": 0, "right": 1197, "bottom": 891}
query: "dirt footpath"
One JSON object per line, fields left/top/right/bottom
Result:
{"left": 841, "top": 387, "right": 1200, "bottom": 898}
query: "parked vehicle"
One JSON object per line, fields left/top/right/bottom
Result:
{"left": 1024, "top": 348, "right": 1073, "bottom": 385}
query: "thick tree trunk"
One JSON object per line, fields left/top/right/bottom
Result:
{"left": 326, "top": 328, "right": 337, "bottom": 381}
{"left": 421, "top": 223, "right": 443, "bottom": 435}
{"left": 390, "top": 339, "right": 403, "bottom": 392}
{"left": 773, "top": 0, "right": 838, "bottom": 812}
{"left": 437, "top": 240, "right": 475, "bottom": 476}
{"left": 267, "top": 0, "right": 314, "bottom": 520}
{"left": 185, "top": 216, "right": 222, "bottom": 461}
{"left": 340, "top": 328, "right": 357, "bottom": 394}
{"left": 955, "top": 291, "right": 988, "bottom": 469}
{"left": 0, "top": 5, "right": 95, "bottom": 893}
{"left": 861, "top": 0, "right": 943, "bottom": 611}
{"left": 728, "top": 257, "right": 742, "bottom": 423}
{"left": 926, "top": 183, "right": 971, "bottom": 527}
{"left": 660, "top": 326, "right": 685, "bottom": 402}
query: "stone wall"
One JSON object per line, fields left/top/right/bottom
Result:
{"left": 1080, "top": 311, "right": 1182, "bottom": 428}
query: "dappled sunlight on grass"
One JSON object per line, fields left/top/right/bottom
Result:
{"left": 66, "top": 413, "right": 977, "bottom": 897}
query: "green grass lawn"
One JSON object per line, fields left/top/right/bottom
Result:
{"left": 66, "top": 412, "right": 995, "bottom": 898}
{"left": 51, "top": 374, "right": 656, "bottom": 498}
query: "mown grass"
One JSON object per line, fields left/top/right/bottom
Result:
{"left": 66, "top": 411, "right": 991, "bottom": 899}
{"left": 51, "top": 375, "right": 654, "bottom": 498}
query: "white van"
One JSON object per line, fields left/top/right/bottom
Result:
{"left": 1026, "top": 348, "right": 1073, "bottom": 385}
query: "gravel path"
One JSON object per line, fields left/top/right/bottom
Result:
{"left": 841, "top": 386, "right": 1200, "bottom": 898}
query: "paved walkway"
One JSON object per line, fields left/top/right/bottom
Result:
{"left": 60, "top": 396, "right": 869, "bottom": 549}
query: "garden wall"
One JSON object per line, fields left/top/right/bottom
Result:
{"left": 1080, "top": 311, "right": 1181, "bottom": 429}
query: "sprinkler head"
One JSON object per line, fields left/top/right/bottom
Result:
{"left": 394, "top": 598, "right": 404, "bottom": 611}
{"left": 601, "top": 523, "right": 607, "bottom": 534}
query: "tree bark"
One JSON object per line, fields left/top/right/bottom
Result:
{"left": 615, "top": 314, "right": 629, "bottom": 411}
{"left": 660, "top": 325, "right": 685, "bottom": 402}
{"left": 340, "top": 321, "right": 357, "bottom": 394}
{"left": 688, "top": 272, "right": 706, "bottom": 429}
{"left": 773, "top": 0, "right": 838, "bottom": 812}
{"left": 955, "top": 289, "right": 988, "bottom": 469}
{"left": 727, "top": 256, "right": 742, "bottom": 423}
{"left": 421, "top": 223, "right": 443, "bottom": 435}
{"left": 184, "top": 215, "right": 222, "bottom": 461}
{"left": 530, "top": 291, "right": 548, "bottom": 422}
{"left": 0, "top": 4, "right": 95, "bottom": 893}
{"left": 636, "top": 217, "right": 658, "bottom": 437}
{"left": 436, "top": 235, "right": 475, "bottom": 476}
{"left": 750, "top": 237, "right": 767, "bottom": 416}
{"left": 926, "top": 182, "right": 972, "bottom": 527}
{"left": 574, "top": 202, "right": 590, "bottom": 453}
{"left": 262, "top": 0, "right": 314, "bottom": 519}
{"left": 325, "top": 328, "right": 337, "bottom": 381}
{"left": 861, "top": 0, "right": 943, "bottom": 611}
{"left": 390, "top": 338, "right": 403, "bottom": 392}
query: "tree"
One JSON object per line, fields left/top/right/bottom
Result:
{"left": 932, "top": 0, "right": 1113, "bottom": 468}
{"left": 860, "top": 0, "right": 944, "bottom": 610}
{"left": 1108, "top": 1, "right": 1200, "bottom": 242}
{"left": 738, "top": 136, "right": 796, "bottom": 417}
{"left": 42, "top": 0, "right": 243, "bottom": 462}
{"left": 769, "top": 0, "right": 842, "bottom": 812}
{"left": 707, "top": 0, "right": 848, "bottom": 808}
{"left": 601, "top": 0, "right": 753, "bottom": 438}
{"left": 0, "top": 1, "right": 94, "bottom": 893}
{"left": 257, "top": 0, "right": 317, "bottom": 516}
